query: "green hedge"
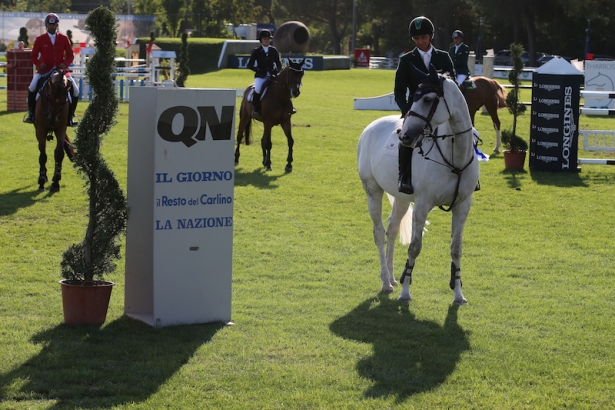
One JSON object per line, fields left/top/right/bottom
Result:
{"left": 136, "top": 38, "right": 226, "bottom": 74}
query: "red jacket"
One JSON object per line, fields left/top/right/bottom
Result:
{"left": 31, "top": 32, "right": 74, "bottom": 74}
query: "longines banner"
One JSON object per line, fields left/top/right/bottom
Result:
{"left": 125, "top": 87, "right": 235, "bottom": 327}
{"left": 227, "top": 54, "right": 324, "bottom": 70}
{"left": 530, "top": 72, "right": 583, "bottom": 172}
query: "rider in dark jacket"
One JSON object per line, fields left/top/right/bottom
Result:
{"left": 449, "top": 30, "right": 471, "bottom": 88}
{"left": 247, "top": 29, "right": 282, "bottom": 116}
{"left": 394, "top": 16, "right": 456, "bottom": 194}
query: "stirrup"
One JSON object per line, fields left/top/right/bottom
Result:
{"left": 69, "top": 117, "right": 79, "bottom": 127}
{"left": 23, "top": 114, "right": 34, "bottom": 124}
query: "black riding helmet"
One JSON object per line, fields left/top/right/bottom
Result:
{"left": 452, "top": 30, "right": 464, "bottom": 39}
{"left": 409, "top": 16, "right": 434, "bottom": 37}
{"left": 259, "top": 29, "right": 272, "bottom": 41}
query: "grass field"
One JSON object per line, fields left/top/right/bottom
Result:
{"left": 1, "top": 68, "right": 615, "bottom": 409}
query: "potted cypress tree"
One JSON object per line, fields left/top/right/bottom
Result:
{"left": 59, "top": 6, "right": 127, "bottom": 325}
{"left": 502, "top": 43, "right": 528, "bottom": 170}
{"left": 176, "top": 32, "right": 190, "bottom": 87}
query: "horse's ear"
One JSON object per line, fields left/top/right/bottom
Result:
{"left": 412, "top": 64, "right": 428, "bottom": 84}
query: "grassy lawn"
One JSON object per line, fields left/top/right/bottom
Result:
{"left": 1, "top": 68, "right": 615, "bottom": 409}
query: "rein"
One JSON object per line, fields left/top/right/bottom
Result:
{"left": 406, "top": 79, "right": 475, "bottom": 212}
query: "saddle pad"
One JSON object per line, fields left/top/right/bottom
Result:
{"left": 247, "top": 87, "right": 268, "bottom": 102}
{"left": 383, "top": 129, "right": 401, "bottom": 157}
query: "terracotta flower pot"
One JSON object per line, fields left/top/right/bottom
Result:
{"left": 503, "top": 150, "right": 527, "bottom": 170}
{"left": 59, "top": 280, "right": 114, "bottom": 325}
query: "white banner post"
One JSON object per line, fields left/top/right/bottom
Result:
{"left": 125, "top": 87, "right": 235, "bottom": 327}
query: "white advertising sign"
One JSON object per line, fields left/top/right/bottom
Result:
{"left": 125, "top": 87, "right": 235, "bottom": 327}
{"left": 584, "top": 60, "right": 615, "bottom": 109}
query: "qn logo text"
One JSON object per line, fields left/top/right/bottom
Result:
{"left": 157, "top": 105, "right": 234, "bottom": 147}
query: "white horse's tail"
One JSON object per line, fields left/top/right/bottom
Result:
{"left": 386, "top": 194, "right": 429, "bottom": 245}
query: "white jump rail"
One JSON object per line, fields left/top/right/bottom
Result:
{"left": 578, "top": 89, "right": 615, "bottom": 165}
{"left": 579, "top": 130, "right": 615, "bottom": 164}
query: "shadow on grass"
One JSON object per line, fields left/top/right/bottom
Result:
{"left": 0, "top": 186, "right": 56, "bottom": 216}
{"left": 234, "top": 167, "right": 289, "bottom": 189}
{"left": 330, "top": 295, "right": 469, "bottom": 403}
{"left": 530, "top": 169, "right": 588, "bottom": 187}
{"left": 0, "top": 316, "right": 225, "bottom": 408}
{"left": 500, "top": 168, "right": 528, "bottom": 190}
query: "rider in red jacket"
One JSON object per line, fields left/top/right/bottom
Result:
{"left": 24, "top": 13, "right": 80, "bottom": 126}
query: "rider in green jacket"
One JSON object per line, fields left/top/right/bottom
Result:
{"left": 394, "top": 16, "right": 456, "bottom": 194}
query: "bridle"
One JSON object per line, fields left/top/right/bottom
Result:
{"left": 44, "top": 69, "right": 69, "bottom": 124}
{"left": 282, "top": 65, "right": 303, "bottom": 94}
{"left": 405, "top": 77, "right": 475, "bottom": 212}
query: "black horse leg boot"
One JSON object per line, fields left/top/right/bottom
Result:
{"left": 252, "top": 92, "right": 261, "bottom": 116}
{"left": 24, "top": 90, "right": 36, "bottom": 123}
{"left": 398, "top": 144, "right": 414, "bottom": 194}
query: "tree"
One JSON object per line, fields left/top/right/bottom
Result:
{"left": 503, "top": 43, "right": 527, "bottom": 147}
{"left": 18, "top": 27, "right": 29, "bottom": 47}
{"left": 176, "top": 32, "right": 190, "bottom": 86}
{"left": 161, "top": 0, "right": 185, "bottom": 36}
{"left": 61, "top": 6, "right": 127, "bottom": 283}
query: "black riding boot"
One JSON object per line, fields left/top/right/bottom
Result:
{"left": 252, "top": 92, "right": 261, "bottom": 116}
{"left": 398, "top": 144, "right": 414, "bottom": 194}
{"left": 68, "top": 98, "right": 79, "bottom": 127}
{"left": 24, "top": 90, "right": 36, "bottom": 123}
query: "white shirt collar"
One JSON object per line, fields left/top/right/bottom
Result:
{"left": 47, "top": 31, "right": 57, "bottom": 45}
{"left": 418, "top": 47, "right": 433, "bottom": 58}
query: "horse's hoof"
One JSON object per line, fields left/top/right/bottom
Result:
{"left": 50, "top": 183, "right": 60, "bottom": 193}
{"left": 493, "top": 149, "right": 500, "bottom": 154}
{"left": 453, "top": 297, "right": 467, "bottom": 306}
{"left": 234, "top": 160, "right": 239, "bottom": 166}
{"left": 285, "top": 165, "right": 293, "bottom": 173}
{"left": 398, "top": 293, "right": 412, "bottom": 301}
{"left": 381, "top": 286, "right": 394, "bottom": 294}
{"left": 38, "top": 185, "right": 45, "bottom": 191}
{"left": 266, "top": 166, "right": 272, "bottom": 172}
{"left": 390, "top": 279, "right": 399, "bottom": 287}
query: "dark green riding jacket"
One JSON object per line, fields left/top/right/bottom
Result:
{"left": 394, "top": 47, "right": 455, "bottom": 116}
{"left": 449, "top": 42, "right": 471, "bottom": 77}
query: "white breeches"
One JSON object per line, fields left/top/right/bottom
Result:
{"left": 456, "top": 74, "right": 467, "bottom": 86}
{"left": 29, "top": 72, "right": 80, "bottom": 96}
{"left": 254, "top": 77, "right": 268, "bottom": 94}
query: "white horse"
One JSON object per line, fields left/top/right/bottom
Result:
{"left": 357, "top": 67, "right": 479, "bottom": 304}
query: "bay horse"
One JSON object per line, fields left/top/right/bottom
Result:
{"left": 463, "top": 76, "right": 507, "bottom": 153}
{"left": 357, "top": 67, "right": 479, "bottom": 304}
{"left": 33, "top": 69, "right": 75, "bottom": 192}
{"left": 235, "top": 58, "right": 305, "bottom": 172}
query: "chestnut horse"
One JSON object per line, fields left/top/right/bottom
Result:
{"left": 235, "top": 58, "right": 305, "bottom": 172}
{"left": 463, "top": 76, "right": 507, "bottom": 153}
{"left": 33, "top": 69, "right": 75, "bottom": 192}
